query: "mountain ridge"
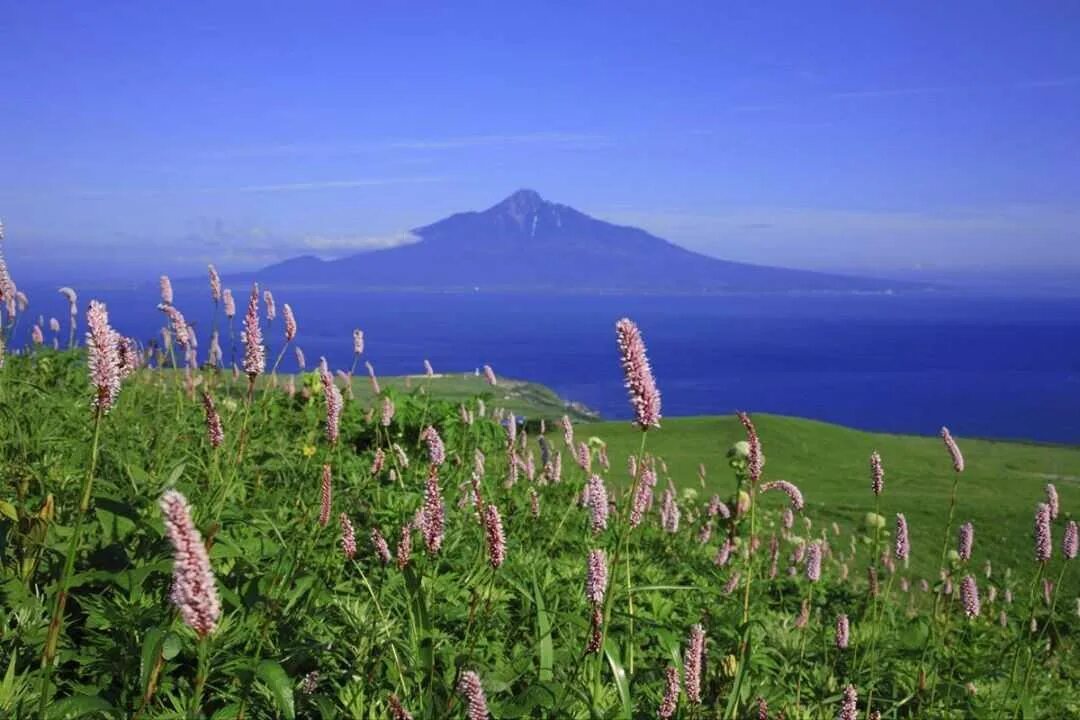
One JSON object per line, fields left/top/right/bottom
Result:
{"left": 251, "top": 189, "right": 927, "bottom": 294}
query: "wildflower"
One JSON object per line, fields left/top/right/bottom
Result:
{"left": 388, "top": 694, "right": 413, "bottom": 720}
{"left": 86, "top": 301, "right": 122, "bottom": 413}
{"left": 961, "top": 575, "right": 981, "bottom": 617}
{"left": 371, "top": 448, "right": 386, "bottom": 475}
{"left": 657, "top": 666, "right": 679, "bottom": 718}
{"left": 483, "top": 364, "right": 497, "bottom": 386}
{"left": 157, "top": 303, "right": 189, "bottom": 348}
{"left": 806, "top": 540, "right": 822, "bottom": 582}
{"left": 707, "top": 494, "right": 730, "bottom": 519}
{"left": 420, "top": 470, "right": 445, "bottom": 554}
{"left": 282, "top": 303, "right": 297, "bottom": 342}
{"left": 838, "top": 684, "right": 858, "bottom": 720}
{"left": 319, "top": 359, "right": 342, "bottom": 446}
{"left": 684, "top": 624, "right": 705, "bottom": 705}
{"left": 421, "top": 426, "right": 446, "bottom": 467}
{"left": 1046, "top": 483, "right": 1060, "bottom": 520}
{"left": 615, "top": 318, "right": 661, "bottom": 429}
{"left": 159, "top": 275, "right": 174, "bottom": 304}
{"left": 586, "top": 606, "right": 603, "bottom": 654}
{"left": 300, "top": 671, "right": 319, "bottom": 695}
{"left": 1063, "top": 520, "right": 1078, "bottom": 560}
{"left": 941, "top": 427, "right": 964, "bottom": 472}
{"left": 393, "top": 443, "right": 409, "bottom": 469}
{"left": 756, "top": 697, "right": 768, "bottom": 720}
{"left": 457, "top": 671, "right": 490, "bottom": 720}
{"left": 723, "top": 572, "right": 740, "bottom": 595}
{"left": 870, "top": 451, "right": 884, "bottom": 496}
{"left": 340, "top": 513, "right": 357, "bottom": 559}
{"left": 895, "top": 513, "right": 910, "bottom": 562}
{"left": 782, "top": 507, "right": 794, "bottom": 529}
{"left": 353, "top": 329, "right": 364, "bottom": 355}
{"left": 660, "top": 481, "right": 680, "bottom": 533}
{"left": 201, "top": 391, "right": 224, "bottom": 449}
{"left": 1034, "top": 502, "right": 1052, "bottom": 563}
{"left": 576, "top": 441, "right": 591, "bottom": 472}
{"left": 586, "top": 474, "right": 608, "bottom": 534}
{"left": 222, "top": 288, "right": 236, "bottom": 318}
{"left": 736, "top": 412, "right": 764, "bottom": 484}
{"left": 698, "top": 519, "right": 714, "bottom": 544}
{"left": 366, "top": 360, "right": 380, "bottom": 394}
{"left": 159, "top": 490, "right": 221, "bottom": 637}
{"left": 243, "top": 285, "right": 265, "bottom": 379}
{"left": 835, "top": 613, "right": 850, "bottom": 649}
{"left": 208, "top": 264, "right": 222, "bottom": 303}
{"left": 585, "top": 549, "right": 608, "bottom": 605}
{"left": 31, "top": 324, "right": 43, "bottom": 345}
{"left": 59, "top": 286, "right": 78, "bottom": 315}
{"left": 958, "top": 522, "right": 974, "bottom": 562}
{"left": 318, "top": 465, "right": 332, "bottom": 527}
{"left": 262, "top": 289, "right": 276, "bottom": 321}
{"left": 760, "top": 480, "right": 804, "bottom": 511}
{"left": 484, "top": 504, "right": 506, "bottom": 568}
{"left": 396, "top": 521, "right": 413, "bottom": 569}
{"left": 561, "top": 414, "right": 573, "bottom": 446}
{"left": 371, "top": 527, "right": 392, "bottom": 565}
{"left": 769, "top": 535, "right": 780, "bottom": 579}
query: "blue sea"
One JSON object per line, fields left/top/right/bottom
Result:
{"left": 21, "top": 284, "right": 1080, "bottom": 444}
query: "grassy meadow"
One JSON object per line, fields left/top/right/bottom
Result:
{"left": 1, "top": 289, "right": 1078, "bottom": 720}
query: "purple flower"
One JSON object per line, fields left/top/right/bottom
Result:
{"left": 457, "top": 670, "right": 490, "bottom": 720}
{"left": 615, "top": 318, "right": 661, "bottom": 429}
{"left": 243, "top": 285, "right": 265, "bottom": 379}
{"left": 294, "top": 346, "right": 306, "bottom": 370}
{"left": 282, "top": 303, "right": 297, "bottom": 342}
{"left": 371, "top": 527, "right": 392, "bottom": 565}
{"left": 806, "top": 540, "right": 822, "bottom": 582}
{"left": 684, "top": 624, "right": 705, "bottom": 704}
{"left": 941, "top": 427, "right": 964, "bottom": 472}
{"left": 660, "top": 481, "right": 680, "bottom": 533}
{"left": 561, "top": 414, "right": 573, "bottom": 447}
{"left": 159, "top": 490, "right": 221, "bottom": 637}
{"left": 352, "top": 329, "right": 364, "bottom": 355}
{"left": 31, "top": 324, "right": 43, "bottom": 345}
{"left": 1064, "top": 520, "right": 1078, "bottom": 560}
{"left": 737, "top": 412, "right": 764, "bottom": 484}
{"left": 961, "top": 575, "right": 981, "bottom": 617}
{"left": 484, "top": 503, "right": 506, "bottom": 569}
{"left": 838, "top": 685, "right": 858, "bottom": 720}
{"left": 420, "top": 470, "right": 445, "bottom": 554}
{"left": 388, "top": 694, "right": 413, "bottom": 720}
{"left": 760, "top": 480, "right": 804, "bottom": 511}
{"left": 157, "top": 303, "right": 189, "bottom": 348}
{"left": 201, "top": 391, "right": 224, "bottom": 449}
{"left": 714, "top": 539, "right": 733, "bottom": 567}
{"left": 586, "top": 474, "right": 608, "bottom": 534}
{"left": 870, "top": 451, "right": 884, "bottom": 496}
{"left": 86, "top": 301, "right": 122, "bottom": 413}
{"left": 319, "top": 359, "right": 342, "bottom": 446}
{"left": 222, "top": 288, "right": 235, "bottom": 318}
{"left": 1046, "top": 483, "right": 1060, "bottom": 520}
{"left": 958, "top": 521, "right": 974, "bottom": 562}
{"left": 421, "top": 426, "right": 445, "bottom": 467}
{"left": 657, "top": 666, "right": 679, "bottom": 718}
{"left": 340, "top": 513, "right": 357, "bottom": 559}
{"left": 483, "top": 364, "right": 497, "bottom": 386}
{"left": 208, "top": 265, "right": 222, "bottom": 303}
{"left": 723, "top": 571, "right": 740, "bottom": 595}
{"left": 585, "top": 549, "right": 608, "bottom": 605}
{"left": 1034, "top": 502, "right": 1052, "bottom": 563}
{"left": 318, "top": 464, "right": 333, "bottom": 527}
{"left": 396, "top": 521, "right": 413, "bottom": 569}
{"left": 835, "top": 613, "right": 850, "bottom": 649}
{"left": 263, "top": 289, "right": 276, "bottom": 321}
{"left": 895, "top": 513, "right": 910, "bottom": 562}
{"left": 159, "top": 275, "right": 174, "bottom": 305}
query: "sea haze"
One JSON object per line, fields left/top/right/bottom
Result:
{"left": 22, "top": 285, "right": 1080, "bottom": 444}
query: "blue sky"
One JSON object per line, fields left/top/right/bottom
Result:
{"left": 1, "top": 2, "right": 1078, "bottom": 282}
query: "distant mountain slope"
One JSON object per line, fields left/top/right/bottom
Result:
{"left": 255, "top": 189, "right": 921, "bottom": 293}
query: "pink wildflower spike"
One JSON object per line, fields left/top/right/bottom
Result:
{"left": 282, "top": 303, "right": 297, "bottom": 342}
{"left": 208, "top": 264, "right": 222, "bottom": 303}
{"left": 723, "top": 571, "right": 740, "bottom": 595}
{"left": 806, "top": 540, "right": 822, "bottom": 582}
{"left": 835, "top": 613, "right": 850, "bottom": 649}
{"left": 294, "top": 346, "right": 305, "bottom": 370}
{"left": 222, "top": 288, "right": 236, "bottom": 318}
{"left": 242, "top": 285, "right": 265, "bottom": 379}
{"left": 318, "top": 465, "right": 333, "bottom": 527}
{"left": 157, "top": 303, "right": 189, "bottom": 348}
{"left": 1045, "top": 483, "right": 1060, "bottom": 520}
{"left": 760, "top": 480, "right": 804, "bottom": 511}
{"left": 941, "top": 426, "right": 964, "bottom": 472}
{"left": 657, "top": 666, "right": 679, "bottom": 718}
{"left": 484, "top": 503, "right": 506, "bottom": 568}
{"left": 736, "top": 411, "right": 764, "bottom": 484}
{"left": 707, "top": 494, "right": 730, "bottom": 519}
{"left": 371, "top": 527, "right": 392, "bottom": 565}
{"left": 713, "top": 539, "right": 733, "bottom": 567}
{"left": 457, "top": 671, "right": 490, "bottom": 720}
{"left": 365, "top": 360, "right": 380, "bottom": 394}
{"left": 684, "top": 624, "right": 705, "bottom": 705}
{"left": 201, "top": 391, "right": 224, "bottom": 449}
{"left": 1034, "top": 502, "right": 1052, "bottom": 563}
{"left": 870, "top": 451, "right": 884, "bottom": 496}
{"left": 263, "top": 289, "right": 276, "bottom": 321}
{"left": 421, "top": 426, "right": 445, "bottom": 467}
{"left": 396, "top": 521, "right": 413, "bottom": 569}
{"left": 159, "top": 275, "right": 174, "bottom": 305}
{"left": 838, "top": 685, "right": 858, "bottom": 720}
{"left": 561, "top": 414, "right": 573, "bottom": 446}
{"left": 420, "top": 469, "right": 445, "bottom": 554}
{"left": 586, "top": 474, "right": 608, "bottom": 534}
{"left": 961, "top": 575, "right": 981, "bottom": 617}
{"left": 958, "top": 522, "right": 974, "bottom": 562}
{"left": 86, "top": 301, "right": 122, "bottom": 413}
{"left": 371, "top": 448, "right": 386, "bottom": 475}
{"left": 340, "top": 513, "right": 357, "bottom": 559}
{"left": 351, "top": 328, "right": 364, "bottom": 355}
{"left": 49, "top": 317, "right": 60, "bottom": 333}
{"left": 615, "top": 318, "right": 661, "bottom": 429}
{"left": 895, "top": 513, "right": 910, "bottom": 562}
{"left": 388, "top": 694, "right": 413, "bottom": 720}
{"left": 159, "top": 490, "right": 221, "bottom": 637}
{"left": 1064, "top": 520, "right": 1078, "bottom": 560}
{"left": 585, "top": 549, "right": 608, "bottom": 605}
{"left": 319, "top": 358, "right": 342, "bottom": 446}
{"left": 756, "top": 697, "right": 769, "bottom": 720}
{"left": 782, "top": 507, "right": 794, "bottom": 529}
{"left": 483, "top": 364, "right": 497, "bottom": 386}
{"left": 660, "top": 480, "right": 680, "bottom": 533}
{"left": 31, "top": 324, "right": 43, "bottom": 345}
{"left": 585, "top": 606, "right": 603, "bottom": 654}
{"left": 576, "top": 441, "right": 591, "bottom": 472}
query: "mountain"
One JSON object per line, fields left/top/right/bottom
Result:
{"left": 254, "top": 190, "right": 920, "bottom": 293}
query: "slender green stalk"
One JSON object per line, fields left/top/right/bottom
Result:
{"left": 1014, "top": 562, "right": 1066, "bottom": 716}
{"left": 38, "top": 408, "right": 104, "bottom": 718}
{"left": 793, "top": 582, "right": 815, "bottom": 712}
{"left": 189, "top": 637, "right": 211, "bottom": 719}
{"left": 1001, "top": 563, "right": 1046, "bottom": 714}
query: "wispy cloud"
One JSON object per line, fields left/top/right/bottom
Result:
{"left": 831, "top": 76, "right": 1080, "bottom": 101}
{"left": 69, "top": 176, "right": 444, "bottom": 198}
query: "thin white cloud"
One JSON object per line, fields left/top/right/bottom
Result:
{"left": 68, "top": 176, "right": 444, "bottom": 197}
{"left": 300, "top": 231, "right": 421, "bottom": 252}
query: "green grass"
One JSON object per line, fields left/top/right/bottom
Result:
{"left": 586, "top": 414, "right": 1080, "bottom": 586}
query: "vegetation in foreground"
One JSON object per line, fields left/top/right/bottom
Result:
{"left": 1, "top": 274, "right": 1078, "bottom": 719}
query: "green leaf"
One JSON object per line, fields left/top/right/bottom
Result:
{"left": 210, "top": 703, "right": 243, "bottom": 720}
{"left": 0, "top": 652, "right": 17, "bottom": 705}
{"left": 604, "top": 640, "right": 632, "bottom": 720}
{"left": 48, "top": 695, "right": 117, "bottom": 719}
{"left": 161, "top": 633, "right": 182, "bottom": 661}
{"left": 531, "top": 573, "right": 554, "bottom": 683}
{"left": 256, "top": 659, "right": 296, "bottom": 720}
{"left": 138, "top": 627, "right": 165, "bottom": 697}
{"left": 0, "top": 500, "right": 17, "bottom": 522}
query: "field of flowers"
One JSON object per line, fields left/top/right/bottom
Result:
{"left": 1, "top": 267, "right": 1078, "bottom": 719}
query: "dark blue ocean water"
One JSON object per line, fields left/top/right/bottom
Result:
{"left": 20, "top": 284, "right": 1080, "bottom": 443}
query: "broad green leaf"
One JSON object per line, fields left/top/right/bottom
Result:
{"left": 48, "top": 695, "right": 117, "bottom": 719}
{"left": 532, "top": 573, "right": 554, "bottom": 683}
{"left": 256, "top": 659, "right": 296, "bottom": 720}
{"left": 604, "top": 640, "right": 632, "bottom": 720}
{"left": 161, "top": 632, "right": 182, "bottom": 661}
{"left": 138, "top": 627, "right": 165, "bottom": 697}
{"left": 0, "top": 500, "right": 17, "bottom": 522}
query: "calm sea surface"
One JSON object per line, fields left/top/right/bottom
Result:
{"left": 22, "top": 284, "right": 1080, "bottom": 443}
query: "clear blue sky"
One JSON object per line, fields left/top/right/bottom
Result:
{"left": 1, "top": 2, "right": 1078, "bottom": 282}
